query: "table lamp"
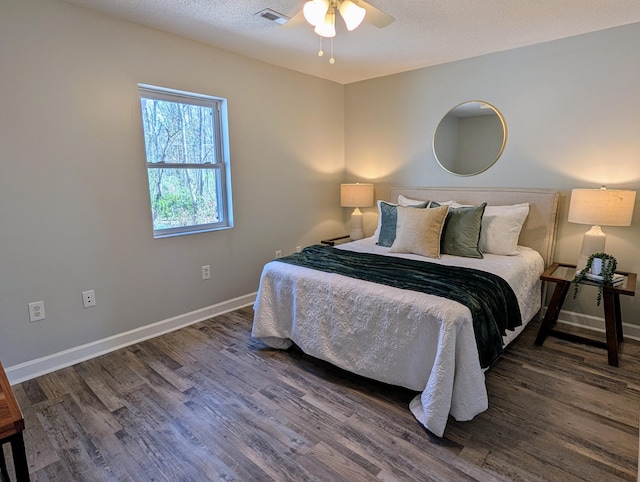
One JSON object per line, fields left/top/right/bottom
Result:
{"left": 568, "top": 186, "right": 636, "bottom": 271}
{"left": 340, "top": 183, "right": 374, "bottom": 240}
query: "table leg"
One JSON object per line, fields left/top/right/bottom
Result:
{"left": 603, "top": 290, "right": 619, "bottom": 367}
{"left": 9, "top": 433, "right": 30, "bottom": 482}
{"left": 613, "top": 292, "right": 624, "bottom": 342}
{"left": 535, "top": 280, "right": 570, "bottom": 346}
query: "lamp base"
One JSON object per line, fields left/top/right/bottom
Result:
{"left": 576, "top": 225, "right": 606, "bottom": 272}
{"left": 349, "top": 207, "right": 364, "bottom": 240}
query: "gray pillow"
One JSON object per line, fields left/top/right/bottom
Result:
{"left": 377, "top": 200, "right": 429, "bottom": 247}
{"left": 441, "top": 203, "right": 487, "bottom": 258}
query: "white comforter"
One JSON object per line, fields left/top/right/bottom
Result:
{"left": 251, "top": 237, "right": 544, "bottom": 437}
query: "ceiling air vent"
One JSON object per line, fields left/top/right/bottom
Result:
{"left": 256, "top": 8, "right": 290, "bottom": 25}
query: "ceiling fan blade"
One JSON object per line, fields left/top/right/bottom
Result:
{"left": 283, "top": 10, "right": 306, "bottom": 28}
{"left": 360, "top": 0, "right": 395, "bottom": 28}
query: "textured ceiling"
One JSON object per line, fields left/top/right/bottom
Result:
{"left": 61, "top": 0, "right": 640, "bottom": 84}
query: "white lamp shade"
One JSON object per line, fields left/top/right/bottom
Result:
{"left": 568, "top": 188, "right": 636, "bottom": 226}
{"left": 314, "top": 10, "right": 336, "bottom": 38}
{"left": 303, "top": 0, "right": 330, "bottom": 27}
{"left": 341, "top": 183, "right": 374, "bottom": 240}
{"left": 340, "top": 183, "right": 374, "bottom": 207}
{"left": 338, "top": 0, "right": 366, "bottom": 31}
{"left": 568, "top": 187, "right": 636, "bottom": 271}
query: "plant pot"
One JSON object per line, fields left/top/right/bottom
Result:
{"left": 591, "top": 257, "right": 613, "bottom": 276}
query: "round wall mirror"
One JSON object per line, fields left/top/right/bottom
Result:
{"left": 433, "top": 101, "right": 507, "bottom": 176}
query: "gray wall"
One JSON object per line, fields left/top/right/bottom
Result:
{"left": 0, "top": 0, "right": 345, "bottom": 367}
{"left": 345, "top": 23, "right": 640, "bottom": 324}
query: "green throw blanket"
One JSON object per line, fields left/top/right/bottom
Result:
{"left": 275, "top": 245, "right": 522, "bottom": 368}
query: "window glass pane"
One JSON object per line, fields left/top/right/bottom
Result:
{"left": 140, "top": 98, "right": 217, "bottom": 165}
{"left": 148, "top": 168, "right": 220, "bottom": 230}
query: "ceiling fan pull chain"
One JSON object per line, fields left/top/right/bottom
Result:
{"left": 330, "top": 37, "right": 335, "bottom": 64}
{"left": 318, "top": 37, "right": 324, "bottom": 57}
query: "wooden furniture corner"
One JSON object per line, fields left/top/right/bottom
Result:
{"left": 0, "top": 362, "right": 30, "bottom": 481}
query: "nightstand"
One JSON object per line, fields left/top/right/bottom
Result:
{"left": 535, "top": 262, "right": 637, "bottom": 366}
{"left": 320, "top": 235, "right": 351, "bottom": 246}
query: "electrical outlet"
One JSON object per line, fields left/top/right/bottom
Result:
{"left": 296, "top": 246, "right": 302, "bottom": 253}
{"left": 28, "top": 301, "right": 45, "bottom": 322}
{"left": 202, "top": 265, "right": 211, "bottom": 280}
{"left": 82, "top": 290, "right": 96, "bottom": 308}
{"left": 275, "top": 250, "right": 282, "bottom": 258}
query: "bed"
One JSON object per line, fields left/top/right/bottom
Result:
{"left": 252, "top": 187, "right": 560, "bottom": 436}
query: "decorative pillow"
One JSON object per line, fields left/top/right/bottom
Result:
{"left": 376, "top": 200, "right": 429, "bottom": 247}
{"left": 373, "top": 200, "right": 392, "bottom": 241}
{"left": 441, "top": 203, "right": 487, "bottom": 258}
{"left": 390, "top": 205, "right": 449, "bottom": 258}
{"left": 479, "top": 203, "right": 529, "bottom": 255}
{"left": 377, "top": 201, "right": 399, "bottom": 247}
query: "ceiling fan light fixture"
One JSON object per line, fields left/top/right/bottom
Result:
{"left": 338, "top": 0, "right": 366, "bottom": 31}
{"left": 303, "top": 0, "right": 330, "bottom": 27}
{"left": 314, "top": 10, "right": 336, "bottom": 38}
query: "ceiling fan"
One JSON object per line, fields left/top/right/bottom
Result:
{"left": 289, "top": 0, "right": 394, "bottom": 63}
{"left": 299, "top": 0, "right": 394, "bottom": 34}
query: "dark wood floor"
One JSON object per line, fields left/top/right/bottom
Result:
{"left": 3, "top": 307, "right": 638, "bottom": 481}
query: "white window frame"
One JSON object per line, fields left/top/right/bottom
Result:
{"left": 138, "top": 84, "right": 233, "bottom": 238}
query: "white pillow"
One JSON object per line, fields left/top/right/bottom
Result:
{"left": 429, "top": 200, "right": 457, "bottom": 207}
{"left": 478, "top": 203, "right": 529, "bottom": 255}
{"left": 398, "top": 195, "right": 428, "bottom": 206}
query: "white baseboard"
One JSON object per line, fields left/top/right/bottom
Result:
{"left": 6, "top": 293, "right": 257, "bottom": 385}
{"left": 556, "top": 308, "right": 640, "bottom": 341}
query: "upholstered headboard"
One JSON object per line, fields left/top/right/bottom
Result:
{"left": 388, "top": 187, "right": 560, "bottom": 268}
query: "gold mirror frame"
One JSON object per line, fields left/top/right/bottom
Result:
{"left": 433, "top": 101, "right": 507, "bottom": 176}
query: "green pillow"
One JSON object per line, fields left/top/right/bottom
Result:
{"left": 377, "top": 200, "right": 429, "bottom": 247}
{"left": 441, "top": 203, "right": 487, "bottom": 258}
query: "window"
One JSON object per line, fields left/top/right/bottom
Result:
{"left": 138, "top": 84, "right": 233, "bottom": 238}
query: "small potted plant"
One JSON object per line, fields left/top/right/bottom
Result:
{"left": 572, "top": 252, "right": 618, "bottom": 306}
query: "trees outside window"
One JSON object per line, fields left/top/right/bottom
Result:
{"left": 139, "top": 84, "right": 233, "bottom": 238}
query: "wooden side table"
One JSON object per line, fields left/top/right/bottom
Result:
{"left": 0, "top": 362, "right": 30, "bottom": 481}
{"left": 535, "top": 262, "right": 637, "bottom": 367}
